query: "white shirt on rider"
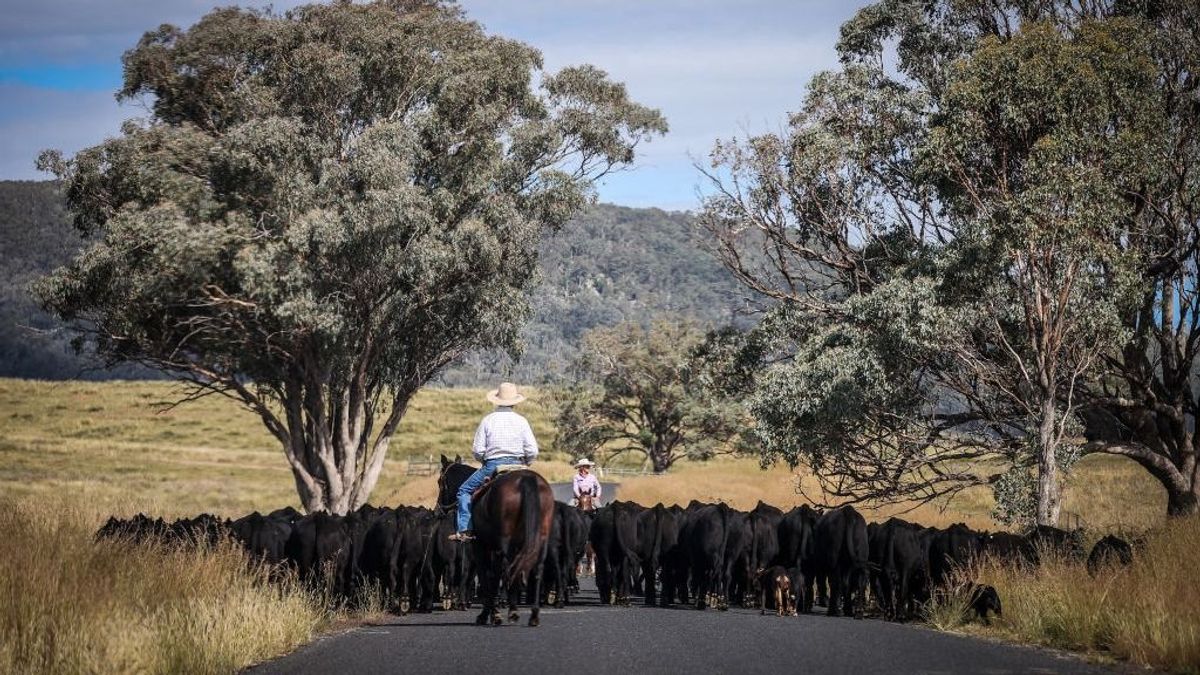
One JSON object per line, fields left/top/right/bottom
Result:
{"left": 472, "top": 406, "right": 538, "bottom": 463}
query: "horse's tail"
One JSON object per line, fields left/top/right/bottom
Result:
{"left": 504, "top": 474, "right": 546, "bottom": 588}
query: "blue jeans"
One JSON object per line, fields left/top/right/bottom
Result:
{"left": 456, "top": 457, "right": 525, "bottom": 532}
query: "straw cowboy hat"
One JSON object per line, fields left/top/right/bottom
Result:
{"left": 486, "top": 382, "right": 526, "bottom": 406}
{"left": 574, "top": 458, "right": 595, "bottom": 468}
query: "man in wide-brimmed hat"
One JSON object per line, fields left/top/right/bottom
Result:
{"left": 572, "top": 458, "right": 602, "bottom": 508}
{"left": 448, "top": 382, "right": 539, "bottom": 542}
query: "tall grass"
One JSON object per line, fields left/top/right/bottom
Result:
{"left": 929, "top": 516, "right": 1200, "bottom": 673}
{"left": 0, "top": 495, "right": 327, "bottom": 674}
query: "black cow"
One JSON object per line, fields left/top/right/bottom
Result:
{"left": 166, "top": 513, "right": 230, "bottom": 547}
{"left": 96, "top": 513, "right": 169, "bottom": 544}
{"left": 635, "top": 503, "right": 680, "bottom": 606}
{"left": 427, "top": 509, "right": 473, "bottom": 611}
{"left": 231, "top": 511, "right": 295, "bottom": 567}
{"left": 966, "top": 584, "right": 1002, "bottom": 624}
{"left": 536, "top": 502, "right": 573, "bottom": 608}
{"left": 1027, "top": 525, "right": 1085, "bottom": 564}
{"left": 590, "top": 501, "right": 641, "bottom": 605}
{"left": 1086, "top": 535, "right": 1134, "bottom": 576}
{"left": 746, "top": 501, "right": 783, "bottom": 606}
{"left": 393, "top": 507, "right": 435, "bottom": 614}
{"left": 349, "top": 506, "right": 404, "bottom": 603}
{"left": 660, "top": 505, "right": 693, "bottom": 607}
{"left": 285, "top": 512, "right": 353, "bottom": 598}
{"left": 871, "top": 518, "right": 927, "bottom": 621}
{"left": 813, "top": 505, "right": 870, "bottom": 618}
{"left": 688, "top": 502, "right": 735, "bottom": 610}
{"left": 562, "top": 505, "right": 590, "bottom": 596}
{"left": 928, "top": 523, "right": 980, "bottom": 588}
{"left": 723, "top": 508, "right": 752, "bottom": 608}
{"left": 980, "top": 531, "right": 1035, "bottom": 566}
{"left": 777, "top": 505, "right": 819, "bottom": 613}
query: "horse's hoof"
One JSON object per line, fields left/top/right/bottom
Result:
{"left": 475, "top": 614, "right": 488, "bottom": 625}
{"left": 441, "top": 598, "right": 451, "bottom": 611}
{"left": 508, "top": 611, "right": 519, "bottom": 623}
{"left": 492, "top": 615, "right": 503, "bottom": 626}
{"left": 547, "top": 591, "right": 556, "bottom": 605}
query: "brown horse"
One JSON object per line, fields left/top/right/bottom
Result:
{"left": 576, "top": 492, "right": 597, "bottom": 513}
{"left": 437, "top": 458, "right": 555, "bottom": 626}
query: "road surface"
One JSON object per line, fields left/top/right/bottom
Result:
{"left": 249, "top": 579, "right": 1122, "bottom": 675}
{"left": 549, "top": 481, "right": 619, "bottom": 506}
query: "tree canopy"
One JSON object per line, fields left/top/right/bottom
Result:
{"left": 700, "top": 0, "right": 1192, "bottom": 524}
{"left": 35, "top": 0, "right": 666, "bottom": 514}
{"left": 554, "top": 320, "right": 748, "bottom": 473}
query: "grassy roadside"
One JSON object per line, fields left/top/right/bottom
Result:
{"left": 928, "top": 516, "right": 1200, "bottom": 674}
{"left": 0, "top": 494, "right": 329, "bottom": 674}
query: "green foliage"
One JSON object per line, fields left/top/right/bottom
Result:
{"left": 553, "top": 320, "right": 747, "bottom": 472}
{"left": 701, "top": 1, "right": 1170, "bottom": 517}
{"left": 0, "top": 191, "right": 740, "bottom": 385}
{"left": 31, "top": 1, "right": 665, "bottom": 512}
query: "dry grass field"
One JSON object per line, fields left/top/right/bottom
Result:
{"left": 0, "top": 378, "right": 1166, "bottom": 531}
{"left": 0, "top": 378, "right": 574, "bottom": 516}
{"left": 0, "top": 378, "right": 1188, "bottom": 673}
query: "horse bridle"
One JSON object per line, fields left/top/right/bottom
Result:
{"left": 435, "top": 464, "right": 456, "bottom": 514}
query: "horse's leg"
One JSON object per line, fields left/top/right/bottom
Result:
{"left": 528, "top": 541, "right": 548, "bottom": 627}
{"left": 500, "top": 536, "right": 521, "bottom": 623}
{"left": 474, "top": 558, "right": 491, "bottom": 625}
{"left": 475, "top": 548, "right": 500, "bottom": 626}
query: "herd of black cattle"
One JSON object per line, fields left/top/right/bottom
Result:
{"left": 96, "top": 499, "right": 1136, "bottom": 622}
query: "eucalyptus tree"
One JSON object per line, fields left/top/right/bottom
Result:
{"left": 699, "top": 0, "right": 1166, "bottom": 525}
{"left": 1071, "top": 3, "right": 1200, "bottom": 516}
{"left": 35, "top": 0, "right": 666, "bottom": 514}
{"left": 554, "top": 320, "right": 748, "bottom": 473}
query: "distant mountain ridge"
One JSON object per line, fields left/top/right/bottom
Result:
{"left": 0, "top": 181, "right": 745, "bottom": 384}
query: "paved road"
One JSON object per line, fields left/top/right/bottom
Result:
{"left": 549, "top": 482, "right": 620, "bottom": 506}
{"left": 249, "top": 579, "right": 1123, "bottom": 675}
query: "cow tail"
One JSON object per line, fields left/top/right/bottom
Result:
{"left": 651, "top": 507, "right": 663, "bottom": 566}
{"left": 504, "top": 474, "right": 544, "bottom": 588}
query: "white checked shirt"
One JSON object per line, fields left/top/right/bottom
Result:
{"left": 472, "top": 406, "right": 539, "bottom": 463}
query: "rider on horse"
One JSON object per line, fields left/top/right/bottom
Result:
{"left": 448, "top": 382, "right": 539, "bottom": 542}
{"left": 572, "top": 458, "right": 601, "bottom": 509}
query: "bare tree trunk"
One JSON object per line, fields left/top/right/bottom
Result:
{"left": 1036, "top": 397, "right": 1061, "bottom": 527}
{"left": 289, "top": 462, "right": 326, "bottom": 514}
{"left": 270, "top": 375, "right": 415, "bottom": 515}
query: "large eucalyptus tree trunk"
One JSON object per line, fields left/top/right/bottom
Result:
{"left": 1035, "top": 397, "right": 1062, "bottom": 527}
{"left": 266, "top": 373, "right": 413, "bottom": 515}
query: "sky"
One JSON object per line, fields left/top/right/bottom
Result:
{"left": 0, "top": 0, "right": 870, "bottom": 211}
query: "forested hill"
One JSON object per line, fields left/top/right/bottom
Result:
{"left": 0, "top": 181, "right": 745, "bottom": 384}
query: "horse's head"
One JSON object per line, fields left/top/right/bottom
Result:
{"left": 577, "top": 493, "right": 596, "bottom": 512}
{"left": 436, "top": 454, "right": 474, "bottom": 512}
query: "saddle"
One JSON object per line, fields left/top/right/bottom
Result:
{"left": 471, "top": 464, "right": 536, "bottom": 503}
